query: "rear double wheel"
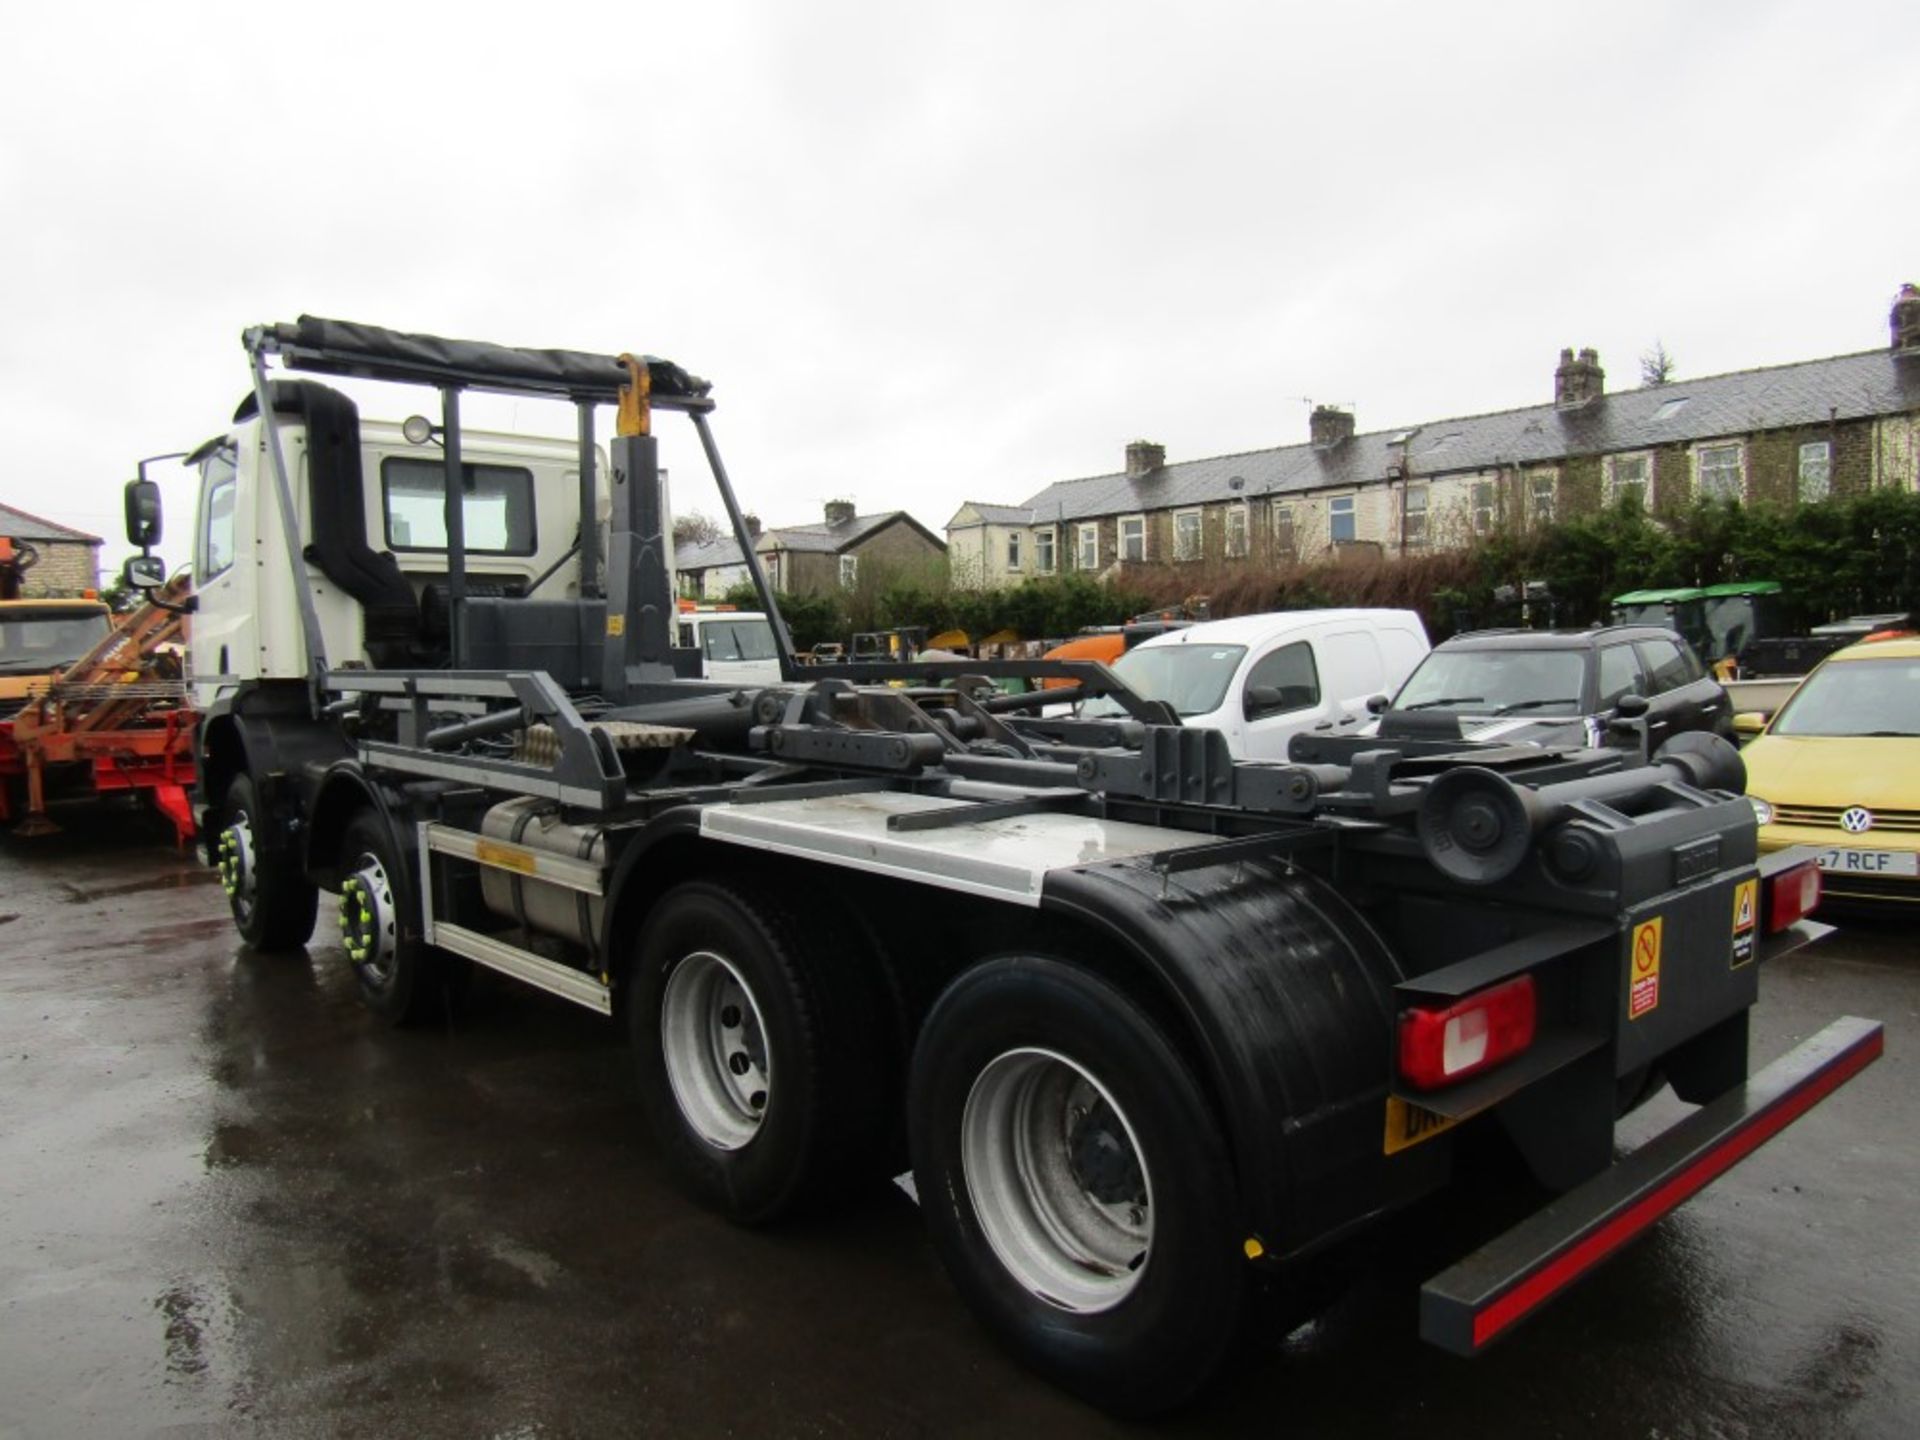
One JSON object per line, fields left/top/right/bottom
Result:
{"left": 908, "top": 957, "right": 1245, "bottom": 1417}
{"left": 215, "top": 773, "right": 318, "bottom": 952}
{"left": 630, "top": 879, "right": 889, "bottom": 1224}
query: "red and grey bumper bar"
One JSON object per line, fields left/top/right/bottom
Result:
{"left": 1419, "top": 1015, "right": 1884, "bottom": 1356}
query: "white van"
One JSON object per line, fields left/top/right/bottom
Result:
{"left": 676, "top": 609, "right": 783, "bottom": 685}
{"left": 1086, "top": 608, "right": 1430, "bottom": 760}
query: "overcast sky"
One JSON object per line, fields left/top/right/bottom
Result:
{"left": 3, "top": 1, "right": 1916, "bottom": 576}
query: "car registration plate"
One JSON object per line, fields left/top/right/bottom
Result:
{"left": 1817, "top": 848, "right": 1920, "bottom": 876}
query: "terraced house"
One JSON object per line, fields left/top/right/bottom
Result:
{"left": 948, "top": 287, "right": 1920, "bottom": 583}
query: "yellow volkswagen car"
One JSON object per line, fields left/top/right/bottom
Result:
{"left": 1742, "top": 636, "right": 1920, "bottom": 904}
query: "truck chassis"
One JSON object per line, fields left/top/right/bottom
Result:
{"left": 167, "top": 317, "right": 1879, "bottom": 1415}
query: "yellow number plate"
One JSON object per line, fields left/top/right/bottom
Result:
{"left": 1384, "top": 1094, "right": 1461, "bottom": 1155}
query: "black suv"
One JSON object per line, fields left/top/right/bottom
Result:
{"left": 1365, "top": 625, "right": 1733, "bottom": 751}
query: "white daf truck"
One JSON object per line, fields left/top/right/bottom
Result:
{"left": 120, "top": 316, "right": 1877, "bottom": 1417}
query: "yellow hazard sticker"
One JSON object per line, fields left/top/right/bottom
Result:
{"left": 474, "top": 838, "right": 538, "bottom": 875}
{"left": 1384, "top": 1094, "right": 1461, "bottom": 1155}
{"left": 1628, "top": 916, "right": 1663, "bottom": 1019}
{"left": 606, "top": 614, "right": 626, "bottom": 636}
{"left": 1731, "top": 878, "right": 1759, "bottom": 967}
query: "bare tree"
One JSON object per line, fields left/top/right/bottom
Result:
{"left": 673, "top": 510, "right": 722, "bottom": 547}
{"left": 1640, "top": 341, "right": 1676, "bottom": 387}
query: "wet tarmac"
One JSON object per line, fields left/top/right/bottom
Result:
{"left": 2, "top": 802, "right": 1914, "bottom": 1438}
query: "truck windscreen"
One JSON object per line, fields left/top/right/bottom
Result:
{"left": 0, "top": 611, "right": 112, "bottom": 671}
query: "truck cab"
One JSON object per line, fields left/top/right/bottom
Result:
{"left": 0, "top": 599, "right": 113, "bottom": 715}
{"left": 186, "top": 388, "right": 606, "bottom": 708}
{"left": 675, "top": 605, "right": 780, "bottom": 685}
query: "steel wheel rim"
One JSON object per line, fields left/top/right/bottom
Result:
{"left": 660, "top": 951, "right": 770, "bottom": 1151}
{"left": 217, "top": 811, "right": 257, "bottom": 921}
{"left": 961, "top": 1047, "right": 1154, "bottom": 1313}
{"left": 340, "top": 853, "right": 399, "bottom": 983}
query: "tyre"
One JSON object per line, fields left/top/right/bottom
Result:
{"left": 338, "top": 808, "right": 451, "bottom": 1025}
{"left": 908, "top": 957, "right": 1245, "bottom": 1417}
{"left": 630, "top": 878, "right": 889, "bottom": 1224}
{"left": 214, "top": 773, "right": 318, "bottom": 951}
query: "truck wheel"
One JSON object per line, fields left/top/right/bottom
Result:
{"left": 630, "top": 879, "right": 887, "bottom": 1224}
{"left": 338, "top": 809, "right": 448, "bottom": 1026}
{"left": 215, "top": 773, "right": 318, "bottom": 952}
{"left": 908, "top": 957, "right": 1245, "bottom": 1417}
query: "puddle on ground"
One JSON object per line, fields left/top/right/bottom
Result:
{"left": 61, "top": 871, "right": 220, "bottom": 903}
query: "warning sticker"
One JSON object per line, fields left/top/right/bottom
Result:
{"left": 1731, "top": 878, "right": 1759, "bottom": 968}
{"left": 1383, "top": 1094, "right": 1461, "bottom": 1155}
{"left": 1628, "top": 916, "right": 1663, "bottom": 1019}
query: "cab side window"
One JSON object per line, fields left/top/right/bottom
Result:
{"left": 1243, "top": 641, "right": 1321, "bottom": 719}
{"left": 196, "top": 449, "right": 238, "bottom": 583}
{"left": 1596, "top": 644, "right": 1645, "bottom": 710}
{"left": 1636, "top": 636, "right": 1694, "bottom": 694}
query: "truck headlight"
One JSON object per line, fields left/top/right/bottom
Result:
{"left": 1749, "top": 795, "right": 1775, "bottom": 825}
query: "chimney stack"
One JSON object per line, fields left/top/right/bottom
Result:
{"left": 1891, "top": 283, "right": 1920, "bottom": 355}
{"left": 1309, "top": 405, "right": 1354, "bottom": 449}
{"left": 1125, "top": 440, "right": 1166, "bottom": 478}
{"left": 744, "top": 512, "right": 762, "bottom": 538}
{"left": 824, "top": 499, "right": 856, "bottom": 527}
{"left": 1555, "top": 347, "right": 1605, "bottom": 408}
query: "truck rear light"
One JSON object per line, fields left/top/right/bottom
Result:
{"left": 1398, "top": 976, "right": 1537, "bottom": 1091}
{"left": 1767, "top": 861, "right": 1821, "bottom": 932}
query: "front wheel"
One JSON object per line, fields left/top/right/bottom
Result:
{"left": 908, "top": 957, "right": 1246, "bottom": 1417}
{"left": 215, "top": 773, "right": 318, "bottom": 951}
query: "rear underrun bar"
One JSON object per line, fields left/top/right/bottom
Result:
{"left": 1419, "top": 1015, "right": 1884, "bottom": 1356}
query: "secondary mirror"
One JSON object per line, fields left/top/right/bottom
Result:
{"left": 121, "top": 553, "right": 167, "bottom": 589}
{"left": 124, "top": 478, "right": 163, "bottom": 547}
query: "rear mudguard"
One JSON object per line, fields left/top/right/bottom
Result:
{"left": 1042, "top": 855, "right": 1446, "bottom": 1256}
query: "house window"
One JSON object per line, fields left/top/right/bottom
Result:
{"left": 1034, "top": 527, "right": 1055, "bottom": 573}
{"left": 764, "top": 552, "right": 781, "bottom": 590}
{"left": 1402, "top": 486, "right": 1428, "bottom": 546}
{"left": 1330, "top": 495, "right": 1356, "bottom": 544}
{"left": 1696, "top": 443, "right": 1744, "bottom": 501}
{"left": 839, "top": 554, "right": 858, "bottom": 588}
{"left": 1172, "top": 509, "right": 1202, "bottom": 562}
{"left": 1530, "top": 472, "right": 1557, "bottom": 523}
{"left": 1798, "top": 441, "right": 1831, "bottom": 502}
{"left": 1119, "top": 514, "right": 1147, "bottom": 563}
{"left": 1608, "top": 453, "right": 1651, "bottom": 507}
{"left": 1006, "top": 532, "right": 1021, "bottom": 571}
{"left": 1224, "top": 503, "right": 1248, "bottom": 558}
{"left": 1470, "top": 481, "right": 1496, "bottom": 534}
{"left": 1076, "top": 523, "right": 1099, "bottom": 571}
{"left": 1272, "top": 504, "right": 1296, "bottom": 556}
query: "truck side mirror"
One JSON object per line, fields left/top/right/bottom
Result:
{"left": 1365, "top": 693, "right": 1391, "bottom": 715}
{"left": 125, "top": 478, "right": 163, "bottom": 547}
{"left": 122, "top": 553, "right": 167, "bottom": 589}
{"left": 1615, "top": 692, "right": 1650, "bottom": 718}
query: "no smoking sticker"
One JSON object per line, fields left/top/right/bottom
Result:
{"left": 1628, "top": 915, "right": 1663, "bottom": 1019}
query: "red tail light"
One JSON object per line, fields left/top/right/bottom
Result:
{"left": 1767, "top": 861, "right": 1822, "bottom": 932}
{"left": 1398, "top": 975, "right": 1537, "bottom": 1091}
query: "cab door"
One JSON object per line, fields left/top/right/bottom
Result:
{"left": 187, "top": 442, "right": 256, "bottom": 708}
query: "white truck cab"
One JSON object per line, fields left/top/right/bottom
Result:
{"left": 675, "top": 607, "right": 781, "bottom": 685}
{"left": 187, "top": 395, "right": 605, "bottom": 708}
{"left": 1087, "top": 608, "right": 1430, "bottom": 760}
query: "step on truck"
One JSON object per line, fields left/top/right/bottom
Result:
{"left": 127, "top": 316, "right": 1883, "bottom": 1416}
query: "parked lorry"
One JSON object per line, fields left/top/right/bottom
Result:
{"left": 133, "top": 317, "right": 1881, "bottom": 1415}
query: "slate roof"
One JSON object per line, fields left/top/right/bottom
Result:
{"left": 761, "top": 511, "right": 946, "bottom": 554}
{"left": 674, "top": 536, "right": 747, "bottom": 572}
{"left": 0, "top": 501, "right": 102, "bottom": 545}
{"left": 951, "top": 501, "right": 1037, "bottom": 527}
{"left": 1011, "top": 348, "right": 1920, "bottom": 525}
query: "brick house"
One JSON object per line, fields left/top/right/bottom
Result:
{"left": 0, "top": 502, "right": 103, "bottom": 596}
{"left": 953, "top": 287, "right": 1920, "bottom": 581}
